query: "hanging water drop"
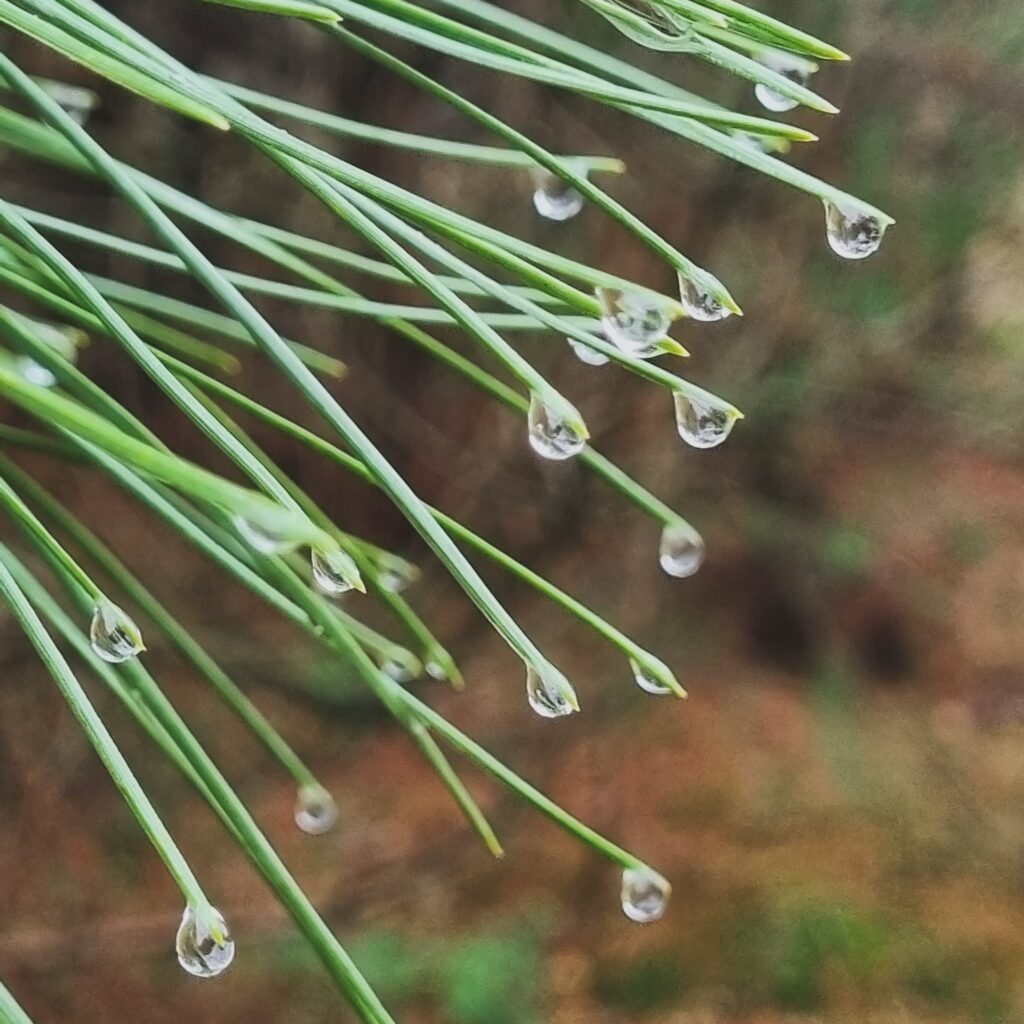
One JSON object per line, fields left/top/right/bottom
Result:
{"left": 567, "top": 336, "right": 609, "bottom": 367}
{"left": 528, "top": 393, "right": 586, "bottom": 461}
{"left": 620, "top": 867, "right": 671, "bottom": 923}
{"left": 753, "top": 54, "right": 812, "bottom": 114}
{"left": 15, "top": 356, "right": 57, "bottom": 388}
{"left": 531, "top": 160, "right": 587, "bottom": 222}
{"left": 378, "top": 563, "right": 417, "bottom": 594}
{"left": 294, "top": 784, "right": 338, "bottom": 836}
{"left": 526, "top": 665, "right": 579, "bottom": 718}
{"left": 89, "top": 601, "right": 145, "bottom": 664}
{"left": 175, "top": 905, "right": 235, "bottom": 978}
{"left": 659, "top": 522, "right": 705, "bottom": 578}
{"left": 596, "top": 287, "right": 673, "bottom": 356}
{"left": 673, "top": 391, "right": 739, "bottom": 450}
{"left": 311, "top": 547, "right": 362, "bottom": 597}
{"left": 425, "top": 660, "right": 447, "bottom": 681}
{"left": 42, "top": 81, "right": 100, "bottom": 126}
{"left": 232, "top": 514, "right": 294, "bottom": 557}
{"left": 677, "top": 273, "right": 731, "bottom": 323}
{"left": 629, "top": 658, "right": 673, "bottom": 696}
{"left": 380, "top": 657, "right": 417, "bottom": 683}
{"left": 823, "top": 200, "right": 886, "bottom": 260}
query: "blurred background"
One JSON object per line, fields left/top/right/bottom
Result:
{"left": 3, "top": 0, "right": 1024, "bottom": 1021}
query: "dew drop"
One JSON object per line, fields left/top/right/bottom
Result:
{"left": 425, "top": 660, "right": 447, "bottom": 681}
{"left": 596, "top": 287, "right": 673, "bottom": 356}
{"left": 294, "top": 784, "right": 338, "bottom": 836}
{"left": 311, "top": 547, "right": 361, "bottom": 597}
{"left": 629, "top": 658, "right": 673, "bottom": 696}
{"left": 531, "top": 161, "right": 587, "bottom": 222}
{"left": 89, "top": 601, "right": 145, "bottom": 664}
{"left": 823, "top": 200, "right": 886, "bottom": 260}
{"left": 567, "top": 336, "right": 609, "bottom": 366}
{"left": 378, "top": 564, "right": 417, "bottom": 594}
{"left": 526, "top": 665, "right": 579, "bottom": 718}
{"left": 673, "top": 391, "right": 738, "bottom": 450}
{"left": 528, "top": 393, "right": 586, "bottom": 461}
{"left": 175, "top": 905, "right": 235, "bottom": 979}
{"left": 42, "top": 81, "right": 100, "bottom": 126}
{"left": 620, "top": 867, "right": 671, "bottom": 924}
{"left": 232, "top": 514, "right": 294, "bottom": 556}
{"left": 380, "top": 657, "right": 417, "bottom": 683}
{"left": 753, "top": 55, "right": 811, "bottom": 114}
{"left": 677, "top": 273, "right": 731, "bottom": 323}
{"left": 15, "top": 356, "right": 57, "bottom": 388}
{"left": 659, "top": 522, "right": 705, "bottom": 579}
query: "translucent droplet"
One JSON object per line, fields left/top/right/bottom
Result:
{"left": 89, "top": 601, "right": 145, "bottom": 664}
{"left": 629, "top": 658, "right": 673, "bottom": 696}
{"left": 659, "top": 522, "right": 705, "bottom": 578}
{"left": 232, "top": 514, "right": 293, "bottom": 557}
{"left": 528, "top": 393, "right": 586, "bottom": 461}
{"left": 42, "top": 81, "right": 100, "bottom": 126}
{"left": 311, "top": 547, "right": 362, "bottom": 597}
{"left": 378, "top": 563, "right": 417, "bottom": 594}
{"left": 567, "top": 336, "right": 609, "bottom": 367}
{"left": 531, "top": 161, "right": 587, "bottom": 222}
{"left": 294, "top": 784, "right": 338, "bottom": 835}
{"left": 596, "top": 287, "right": 673, "bottom": 356}
{"left": 673, "top": 391, "right": 739, "bottom": 450}
{"left": 380, "top": 657, "right": 417, "bottom": 683}
{"left": 526, "top": 665, "right": 579, "bottom": 718}
{"left": 620, "top": 867, "right": 671, "bottom": 923}
{"left": 753, "top": 55, "right": 811, "bottom": 114}
{"left": 823, "top": 200, "right": 886, "bottom": 260}
{"left": 677, "top": 273, "right": 731, "bottom": 323}
{"left": 15, "top": 356, "right": 57, "bottom": 388}
{"left": 425, "top": 660, "right": 447, "bottom": 681}
{"left": 175, "top": 905, "right": 235, "bottom": 979}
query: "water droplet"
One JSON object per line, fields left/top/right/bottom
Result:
{"left": 629, "top": 658, "right": 673, "bottom": 696}
{"left": 425, "top": 660, "right": 447, "bottom": 681}
{"left": 823, "top": 200, "right": 886, "bottom": 260}
{"left": 620, "top": 867, "right": 671, "bottom": 923}
{"left": 311, "top": 547, "right": 362, "bottom": 597}
{"left": 531, "top": 161, "right": 587, "bottom": 222}
{"left": 528, "top": 393, "right": 586, "bottom": 461}
{"left": 89, "top": 601, "right": 145, "bottom": 664}
{"left": 659, "top": 522, "right": 705, "bottom": 578}
{"left": 294, "top": 784, "right": 338, "bottom": 835}
{"left": 232, "top": 514, "right": 294, "bottom": 556}
{"left": 673, "top": 391, "right": 739, "bottom": 450}
{"left": 677, "top": 273, "right": 731, "bottom": 323}
{"left": 378, "top": 564, "right": 417, "bottom": 594}
{"left": 526, "top": 665, "right": 579, "bottom": 718}
{"left": 15, "top": 356, "right": 57, "bottom": 388}
{"left": 567, "top": 336, "right": 609, "bottom": 366}
{"left": 42, "top": 81, "right": 100, "bottom": 126}
{"left": 380, "top": 657, "right": 417, "bottom": 683}
{"left": 753, "top": 55, "right": 811, "bottom": 113}
{"left": 175, "top": 905, "right": 235, "bottom": 978}
{"left": 596, "top": 288, "right": 673, "bottom": 356}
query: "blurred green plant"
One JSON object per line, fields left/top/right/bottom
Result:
{"left": 0, "top": 0, "right": 890, "bottom": 1020}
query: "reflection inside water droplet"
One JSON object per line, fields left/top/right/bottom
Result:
{"left": 89, "top": 602, "right": 145, "bottom": 664}
{"left": 531, "top": 161, "right": 587, "bottom": 222}
{"left": 526, "top": 665, "right": 578, "bottom": 718}
{"left": 294, "top": 784, "right": 338, "bottom": 836}
{"left": 528, "top": 393, "right": 586, "bottom": 461}
{"left": 823, "top": 199, "right": 886, "bottom": 260}
{"left": 753, "top": 54, "right": 812, "bottom": 113}
{"left": 567, "top": 336, "right": 610, "bottom": 366}
{"left": 673, "top": 391, "right": 738, "bottom": 450}
{"left": 629, "top": 658, "right": 673, "bottom": 696}
{"left": 620, "top": 867, "right": 671, "bottom": 923}
{"left": 659, "top": 522, "right": 705, "bottom": 579}
{"left": 176, "top": 905, "right": 235, "bottom": 978}
{"left": 596, "top": 287, "right": 674, "bottom": 356}
{"left": 232, "top": 515, "right": 293, "bottom": 557}
{"left": 677, "top": 273, "right": 731, "bottom": 323}
{"left": 311, "top": 547, "right": 360, "bottom": 597}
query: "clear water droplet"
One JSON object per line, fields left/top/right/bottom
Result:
{"left": 753, "top": 54, "right": 811, "bottom": 114}
{"left": 89, "top": 601, "right": 145, "bottom": 664}
{"left": 596, "top": 287, "right": 673, "bottom": 356}
{"left": 620, "top": 867, "right": 671, "bottom": 923}
{"left": 659, "top": 522, "right": 705, "bottom": 578}
{"left": 673, "top": 391, "right": 738, "bottom": 449}
{"left": 567, "top": 336, "right": 609, "bottom": 366}
{"left": 15, "top": 356, "right": 57, "bottom": 388}
{"left": 526, "top": 665, "right": 579, "bottom": 718}
{"left": 294, "top": 784, "right": 338, "bottom": 836}
{"left": 823, "top": 200, "right": 886, "bottom": 260}
{"left": 677, "top": 273, "right": 731, "bottom": 323}
{"left": 629, "top": 658, "right": 673, "bottom": 696}
{"left": 311, "top": 547, "right": 361, "bottom": 597}
{"left": 425, "top": 660, "right": 447, "bottom": 681}
{"left": 378, "top": 564, "right": 417, "bottom": 594}
{"left": 528, "top": 393, "right": 586, "bottom": 461}
{"left": 531, "top": 161, "right": 587, "bottom": 222}
{"left": 754, "top": 82, "right": 799, "bottom": 113}
{"left": 381, "top": 657, "right": 418, "bottom": 683}
{"left": 175, "top": 905, "right": 235, "bottom": 978}
{"left": 232, "top": 514, "right": 294, "bottom": 557}
{"left": 42, "top": 81, "right": 100, "bottom": 126}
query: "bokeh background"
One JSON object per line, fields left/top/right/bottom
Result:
{"left": 3, "top": 0, "right": 1024, "bottom": 1021}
